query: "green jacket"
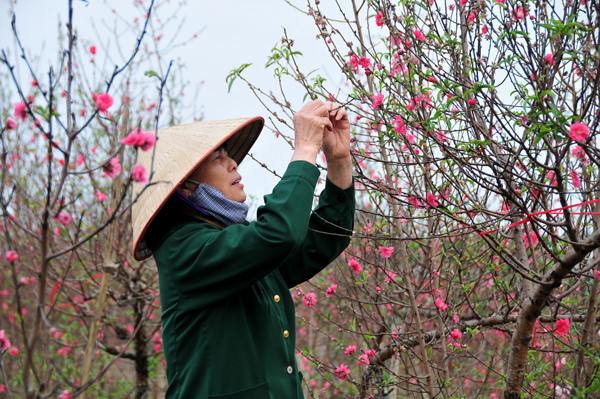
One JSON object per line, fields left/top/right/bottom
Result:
{"left": 153, "top": 161, "right": 355, "bottom": 399}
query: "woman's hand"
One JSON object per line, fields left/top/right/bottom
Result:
{"left": 322, "top": 103, "right": 353, "bottom": 189}
{"left": 322, "top": 102, "right": 351, "bottom": 161}
{"left": 291, "top": 100, "right": 333, "bottom": 164}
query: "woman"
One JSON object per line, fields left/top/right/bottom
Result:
{"left": 131, "top": 100, "right": 355, "bottom": 399}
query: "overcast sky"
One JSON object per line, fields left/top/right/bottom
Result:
{"left": 0, "top": 0, "right": 346, "bottom": 213}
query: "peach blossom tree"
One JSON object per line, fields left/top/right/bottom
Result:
{"left": 230, "top": 0, "right": 600, "bottom": 398}
{"left": 0, "top": 0, "right": 201, "bottom": 398}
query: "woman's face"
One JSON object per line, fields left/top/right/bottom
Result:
{"left": 184, "top": 148, "right": 246, "bottom": 203}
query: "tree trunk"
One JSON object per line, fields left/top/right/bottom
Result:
{"left": 503, "top": 228, "right": 600, "bottom": 398}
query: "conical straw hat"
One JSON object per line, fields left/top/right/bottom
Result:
{"left": 132, "top": 117, "right": 264, "bottom": 260}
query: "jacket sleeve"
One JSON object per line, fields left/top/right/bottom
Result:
{"left": 153, "top": 161, "right": 320, "bottom": 311}
{"left": 277, "top": 177, "right": 355, "bottom": 288}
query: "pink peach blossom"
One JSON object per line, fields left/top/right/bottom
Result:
{"left": 93, "top": 93, "right": 114, "bottom": 114}
{"left": 56, "top": 212, "right": 71, "bottom": 226}
{"left": 358, "top": 57, "right": 372, "bottom": 69}
{"left": 14, "top": 101, "right": 27, "bottom": 121}
{"left": 132, "top": 164, "right": 149, "bottom": 184}
{"left": 407, "top": 196, "right": 421, "bottom": 209}
{"left": 571, "top": 170, "right": 581, "bottom": 189}
{"left": 0, "top": 330, "right": 11, "bottom": 350}
{"left": 59, "top": 390, "right": 73, "bottom": 399}
{"left": 435, "top": 298, "right": 448, "bottom": 311}
{"left": 303, "top": 292, "right": 317, "bottom": 307}
{"left": 103, "top": 158, "right": 121, "bottom": 179}
{"left": 357, "top": 354, "right": 370, "bottom": 365}
{"left": 378, "top": 246, "right": 394, "bottom": 258}
{"left": 89, "top": 45, "right": 96, "bottom": 55}
{"left": 344, "top": 345, "right": 357, "bottom": 355}
{"left": 569, "top": 122, "right": 589, "bottom": 142}
{"left": 5, "top": 251, "right": 19, "bottom": 262}
{"left": 437, "top": 131, "right": 449, "bottom": 143}
{"left": 375, "top": 11, "right": 384, "bottom": 27}
{"left": 414, "top": 29, "right": 426, "bottom": 42}
{"left": 426, "top": 193, "right": 438, "bottom": 207}
{"left": 371, "top": 93, "right": 384, "bottom": 110}
{"left": 5, "top": 118, "right": 16, "bottom": 130}
{"left": 335, "top": 364, "right": 351, "bottom": 380}
{"left": 450, "top": 329, "right": 462, "bottom": 339}
{"left": 393, "top": 115, "right": 407, "bottom": 135}
{"left": 348, "top": 259, "right": 363, "bottom": 274}
{"left": 96, "top": 192, "right": 107, "bottom": 202}
{"left": 572, "top": 145, "right": 586, "bottom": 160}
{"left": 326, "top": 284, "right": 337, "bottom": 297}
{"left": 120, "top": 128, "right": 156, "bottom": 151}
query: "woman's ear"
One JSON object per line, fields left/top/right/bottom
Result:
{"left": 178, "top": 181, "right": 194, "bottom": 197}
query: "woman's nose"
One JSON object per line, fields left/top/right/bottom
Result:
{"left": 228, "top": 156, "right": 238, "bottom": 171}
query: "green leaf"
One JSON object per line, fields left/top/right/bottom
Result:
{"left": 225, "top": 63, "right": 253, "bottom": 93}
{"left": 144, "top": 70, "right": 158, "bottom": 78}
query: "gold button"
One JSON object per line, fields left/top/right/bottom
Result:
{"left": 274, "top": 295, "right": 280, "bottom": 302}
{"left": 283, "top": 330, "right": 289, "bottom": 338}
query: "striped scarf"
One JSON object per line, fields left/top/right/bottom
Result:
{"left": 185, "top": 183, "right": 249, "bottom": 226}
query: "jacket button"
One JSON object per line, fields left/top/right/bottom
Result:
{"left": 287, "top": 366, "right": 293, "bottom": 374}
{"left": 274, "top": 295, "right": 280, "bottom": 302}
{"left": 338, "top": 195, "right": 345, "bottom": 202}
{"left": 283, "top": 330, "right": 289, "bottom": 338}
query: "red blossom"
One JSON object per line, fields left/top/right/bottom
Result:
{"left": 348, "top": 259, "right": 363, "bottom": 274}
{"left": 93, "top": 93, "right": 114, "bottom": 115}
{"left": 5, "top": 251, "right": 19, "bottom": 262}
{"left": 357, "top": 354, "right": 370, "bottom": 366}
{"left": 371, "top": 93, "right": 384, "bottom": 110}
{"left": 14, "top": 101, "right": 28, "bottom": 121}
{"left": 435, "top": 298, "right": 448, "bottom": 311}
{"left": 303, "top": 292, "right": 317, "bottom": 307}
{"left": 89, "top": 45, "right": 96, "bottom": 55}
{"left": 5, "top": 118, "right": 16, "bottom": 130}
{"left": 572, "top": 145, "right": 586, "bottom": 160}
{"left": 378, "top": 246, "right": 394, "bottom": 258}
{"left": 0, "top": 330, "right": 11, "bottom": 351}
{"left": 426, "top": 193, "right": 439, "bottom": 208}
{"left": 56, "top": 212, "right": 72, "bottom": 227}
{"left": 120, "top": 128, "right": 156, "bottom": 151}
{"left": 375, "top": 11, "right": 384, "bottom": 27}
{"left": 103, "top": 158, "right": 122, "bottom": 179}
{"left": 393, "top": 115, "right": 407, "bottom": 135}
{"left": 571, "top": 170, "right": 581, "bottom": 189}
{"left": 414, "top": 29, "right": 426, "bottom": 42}
{"left": 569, "top": 122, "right": 589, "bottom": 142}
{"left": 132, "top": 164, "right": 149, "bottom": 184}
{"left": 335, "top": 364, "right": 351, "bottom": 381}
{"left": 326, "top": 284, "right": 337, "bottom": 297}
{"left": 555, "top": 319, "right": 570, "bottom": 337}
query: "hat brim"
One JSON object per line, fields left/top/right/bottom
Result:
{"left": 132, "top": 116, "right": 264, "bottom": 261}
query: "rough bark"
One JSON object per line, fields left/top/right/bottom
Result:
{"left": 503, "top": 228, "right": 600, "bottom": 398}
